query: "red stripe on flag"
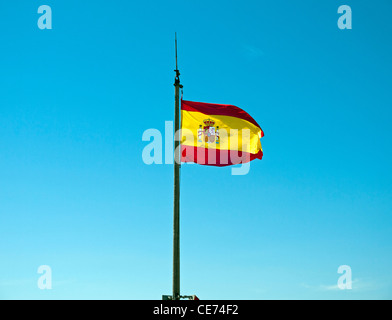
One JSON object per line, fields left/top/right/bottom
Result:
{"left": 181, "top": 145, "right": 263, "bottom": 167}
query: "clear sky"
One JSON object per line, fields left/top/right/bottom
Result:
{"left": 1, "top": 0, "right": 391, "bottom": 299}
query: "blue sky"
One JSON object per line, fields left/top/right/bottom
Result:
{"left": 0, "top": 0, "right": 391, "bottom": 299}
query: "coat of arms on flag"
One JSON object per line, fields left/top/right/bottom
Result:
{"left": 197, "top": 119, "right": 220, "bottom": 144}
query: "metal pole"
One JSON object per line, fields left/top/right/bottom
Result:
{"left": 173, "top": 33, "right": 182, "bottom": 301}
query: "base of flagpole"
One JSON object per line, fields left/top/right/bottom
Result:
{"left": 162, "top": 294, "right": 199, "bottom": 300}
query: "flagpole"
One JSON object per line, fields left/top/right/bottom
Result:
{"left": 173, "top": 32, "right": 182, "bottom": 301}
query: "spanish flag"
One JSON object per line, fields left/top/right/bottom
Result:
{"left": 181, "top": 100, "right": 264, "bottom": 166}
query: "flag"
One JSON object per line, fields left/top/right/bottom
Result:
{"left": 181, "top": 100, "right": 264, "bottom": 166}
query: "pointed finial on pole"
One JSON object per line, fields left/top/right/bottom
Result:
{"left": 175, "top": 32, "right": 178, "bottom": 71}
{"left": 174, "top": 32, "right": 180, "bottom": 83}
